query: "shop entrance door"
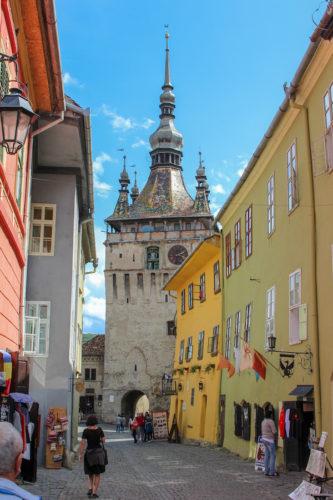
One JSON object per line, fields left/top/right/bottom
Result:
{"left": 80, "top": 395, "right": 95, "bottom": 415}
{"left": 283, "top": 400, "right": 314, "bottom": 471}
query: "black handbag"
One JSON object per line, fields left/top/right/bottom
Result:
{"left": 102, "top": 444, "right": 108, "bottom": 465}
{"left": 86, "top": 447, "right": 105, "bottom": 467}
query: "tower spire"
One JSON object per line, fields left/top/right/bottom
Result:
{"left": 164, "top": 29, "right": 171, "bottom": 88}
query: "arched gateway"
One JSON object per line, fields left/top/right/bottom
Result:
{"left": 102, "top": 33, "right": 212, "bottom": 423}
{"left": 121, "top": 390, "right": 149, "bottom": 419}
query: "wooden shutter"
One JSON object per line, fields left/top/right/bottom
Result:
{"left": 325, "top": 128, "right": 333, "bottom": 171}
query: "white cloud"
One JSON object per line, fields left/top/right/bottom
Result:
{"left": 237, "top": 168, "right": 245, "bottom": 177}
{"left": 211, "top": 183, "right": 226, "bottom": 195}
{"left": 131, "top": 139, "right": 148, "bottom": 149}
{"left": 100, "top": 105, "right": 154, "bottom": 132}
{"left": 83, "top": 317, "right": 94, "bottom": 329}
{"left": 93, "top": 152, "right": 113, "bottom": 198}
{"left": 62, "top": 72, "right": 83, "bottom": 87}
{"left": 141, "top": 118, "right": 155, "bottom": 129}
{"left": 85, "top": 296, "right": 106, "bottom": 321}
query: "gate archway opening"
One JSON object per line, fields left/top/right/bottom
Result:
{"left": 121, "top": 390, "right": 149, "bottom": 420}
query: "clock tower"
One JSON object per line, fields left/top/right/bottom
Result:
{"left": 103, "top": 33, "right": 212, "bottom": 422}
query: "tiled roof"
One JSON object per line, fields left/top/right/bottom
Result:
{"left": 82, "top": 334, "right": 105, "bottom": 356}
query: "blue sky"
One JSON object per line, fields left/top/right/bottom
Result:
{"left": 56, "top": 0, "right": 327, "bottom": 333}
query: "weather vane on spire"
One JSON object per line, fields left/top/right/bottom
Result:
{"left": 164, "top": 24, "right": 170, "bottom": 49}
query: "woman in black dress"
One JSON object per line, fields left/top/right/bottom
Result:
{"left": 79, "top": 415, "right": 106, "bottom": 498}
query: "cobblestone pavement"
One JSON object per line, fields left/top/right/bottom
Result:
{"left": 23, "top": 425, "right": 307, "bottom": 500}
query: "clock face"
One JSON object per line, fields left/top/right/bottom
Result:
{"left": 168, "top": 245, "right": 188, "bottom": 265}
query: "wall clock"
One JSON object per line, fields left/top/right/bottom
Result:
{"left": 168, "top": 245, "right": 188, "bottom": 265}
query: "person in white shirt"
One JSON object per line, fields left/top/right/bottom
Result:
{"left": 0, "top": 422, "right": 40, "bottom": 499}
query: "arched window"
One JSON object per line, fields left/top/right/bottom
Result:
{"left": 147, "top": 246, "right": 159, "bottom": 270}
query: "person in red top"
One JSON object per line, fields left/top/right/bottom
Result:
{"left": 136, "top": 413, "right": 145, "bottom": 443}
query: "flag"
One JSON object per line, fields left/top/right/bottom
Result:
{"left": 253, "top": 350, "right": 267, "bottom": 380}
{"left": 216, "top": 354, "right": 235, "bottom": 378}
{"left": 240, "top": 342, "right": 254, "bottom": 371}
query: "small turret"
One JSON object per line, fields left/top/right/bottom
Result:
{"left": 113, "top": 156, "right": 130, "bottom": 217}
{"left": 131, "top": 171, "right": 140, "bottom": 202}
{"left": 194, "top": 152, "right": 210, "bottom": 213}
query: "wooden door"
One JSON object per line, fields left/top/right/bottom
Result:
{"left": 200, "top": 395, "right": 207, "bottom": 438}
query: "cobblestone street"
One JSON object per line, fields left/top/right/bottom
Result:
{"left": 22, "top": 426, "right": 306, "bottom": 500}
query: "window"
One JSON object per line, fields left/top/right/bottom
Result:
{"left": 29, "top": 204, "right": 56, "bottom": 256}
{"left": 234, "top": 312, "right": 241, "bottom": 353}
{"left": 225, "top": 317, "right": 232, "bottom": 359}
{"left": 208, "top": 325, "right": 219, "bottom": 355}
{"left": 174, "top": 222, "right": 180, "bottom": 231}
{"left": 197, "top": 331, "right": 205, "bottom": 360}
{"left": 191, "top": 388, "right": 195, "bottom": 406}
{"left": 199, "top": 273, "right": 206, "bottom": 301}
{"left": 188, "top": 283, "right": 193, "bottom": 309}
{"left": 167, "top": 321, "right": 176, "bottom": 336}
{"left": 113, "top": 274, "right": 118, "bottom": 299}
{"left": 137, "top": 273, "right": 144, "bottom": 289}
{"left": 324, "top": 83, "right": 333, "bottom": 171}
{"left": 186, "top": 337, "right": 193, "bottom": 361}
{"left": 287, "top": 143, "right": 298, "bottom": 212}
{"left": 213, "top": 261, "right": 221, "bottom": 293}
{"left": 147, "top": 246, "right": 159, "bottom": 269}
{"left": 179, "top": 340, "right": 185, "bottom": 363}
{"left": 226, "top": 232, "right": 232, "bottom": 277}
{"left": 163, "top": 273, "right": 169, "bottom": 285}
{"left": 24, "top": 302, "right": 50, "bottom": 356}
{"left": 85, "top": 368, "right": 96, "bottom": 381}
{"left": 289, "top": 270, "right": 301, "bottom": 345}
{"left": 245, "top": 206, "right": 252, "bottom": 258}
{"left": 244, "top": 303, "right": 252, "bottom": 343}
{"left": 124, "top": 274, "right": 130, "bottom": 299}
{"left": 267, "top": 175, "right": 275, "bottom": 235}
{"left": 185, "top": 222, "right": 191, "bottom": 230}
{"left": 266, "top": 286, "right": 276, "bottom": 347}
{"left": 234, "top": 220, "right": 241, "bottom": 268}
{"left": 181, "top": 289, "right": 186, "bottom": 314}
{"left": 15, "top": 148, "right": 24, "bottom": 209}
{"left": 234, "top": 402, "right": 251, "bottom": 441}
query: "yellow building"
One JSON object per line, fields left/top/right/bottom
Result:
{"left": 215, "top": 7, "right": 333, "bottom": 470}
{"left": 164, "top": 235, "right": 222, "bottom": 444}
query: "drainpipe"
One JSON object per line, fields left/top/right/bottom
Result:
{"left": 21, "top": 113, "right": 64, "bottom": 353}
{"left": 298, "top": 103, "right": 322, "bottom": 434}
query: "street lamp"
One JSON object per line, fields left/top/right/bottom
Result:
{"left": 0, "top": 87, "right": 37, "bottom": 155}
{"left": 267, "top": 334, "right": 277, "bottom": 351}
{"left": 0, "top": 53, "right": 37, "bottom": 155}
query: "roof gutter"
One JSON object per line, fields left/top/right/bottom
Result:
{"left": 215, "top": 36, "right": 322, "bottom": 222}
{"left": 66, "top": 101, "right": 97, "bottom": 265}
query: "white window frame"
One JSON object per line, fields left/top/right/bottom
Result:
{"left": 188, "top": 283, "right": 193, "bottom": 309}
{"left": 29, "top": 204, "right": 56, "bottom": 256}
{"left": 24, "top": 301, "right": 50, "bottom": 356}
{"left": 225, "top": 316, "right": 232, "bottom": 359}
{"left": 181, "top": 289, "right": 186, "bottom": 314}
{"left": 186, "top": 336, "right": 193, "bottom": 361}
{"left": 234, "top": 220, "right": 241, "bottom": 268}
{"left": 234, "top": 311, "right": 241, "bottom": 354}
{"left": 287, "top": 143, "right": 298, "bottom": 213}
{"left": 212, "top": 325, "right": 219, "bottom": 354}
{"left": 245, "top": 205, "right": 252, "bottom": 258}
{"left": 244, "top": 303, "right": 252, "bottom": 343}
{"left": 265, "top": 286, "right": 275, "bottom": 348}
{"left": 267, "top": 174, "right": 275, "bottom": 235}
{"left": 324, "top": 82, "right": 333, "bottom": 130}
{"left": 197, "top": 331, "right": 205, "bottom": 359}
{"left": 179, "top": 340, "right": 185, "bottom": 363}
{"left": 289, "top": 269, "right": 302, "bottom": 345}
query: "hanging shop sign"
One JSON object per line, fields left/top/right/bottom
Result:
{"left": 75, "top": 378, "right": 85, "bottom": 393}
{"left": 254, "top": 437, "right": 266, "bottom": 471}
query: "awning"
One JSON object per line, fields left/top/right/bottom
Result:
{"left": 289, "top": 385, "right": 314, "bottom": 397}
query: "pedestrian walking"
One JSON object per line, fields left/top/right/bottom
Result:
{"left": 144, "top": 412, "right": 153, "bottom": 442}
{"left": 120, "top": 414, "right": 126, "bottom": 432}
{"left": 261, "top": 409, "right": 279, "bottom": 477}
{"left": 0, "top": 422, "right": 41, "bottom": 499}
{"left": 115, "top": 414, "right": 121, "bottom": 432}
{"left": 130, "top": 416, "right": 138, "bottom": 443}
{"left": 79, "top": 415, "right": 107, "bottom": 498}
{"left": 136, "top": 413, "right": 145, "bottom": 443}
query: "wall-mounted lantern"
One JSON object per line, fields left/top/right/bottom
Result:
{"left": 0, "top": 53, "right": 37, "bottom": 155}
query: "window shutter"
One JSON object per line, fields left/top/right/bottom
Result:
{"left": 299, "top": 304, "right": 308, "bottom": 341}
{"left": 325, "top": 128, "right": 333, "bottom": 171}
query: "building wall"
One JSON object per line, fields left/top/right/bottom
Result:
{"left": 103, "top": 229, "right": 209, "bottom": 422}
{"left": 307, "top": 44, "right": 333, "bottom": 461}
{"left": 82, "top": 355, "right": 104, "bottom": 419}
{"left": 218, "top": 39, "right": 333, "bottom": 464}
{"left": 169, "top": 244, "right": 222, "bottom": 444}
{"left": 26, "top": 173, "right": 77, "bottom": 461}
{"left": 0, "top": 2, "right": 29, "bottom": 352}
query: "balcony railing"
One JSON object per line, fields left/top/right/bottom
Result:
{"left": 161, "top": 378, "right": 177, "bottom": 396}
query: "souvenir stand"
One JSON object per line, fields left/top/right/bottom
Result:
{"left": 0, "top": 350, "right": 40, "bottom": 483}
{"left": 45, "top": 407, "right": 68, "bottom": 468}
